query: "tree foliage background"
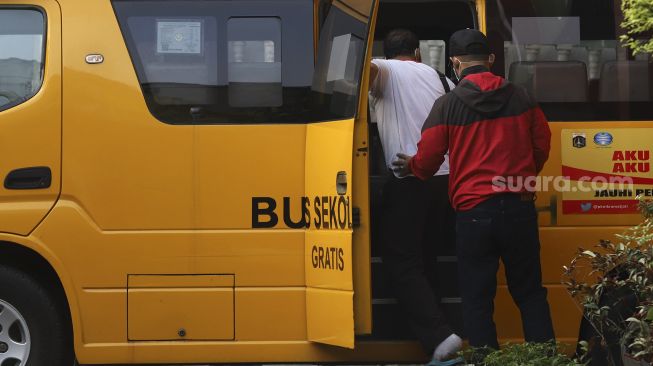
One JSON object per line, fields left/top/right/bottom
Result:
{"left": 620, "top": 0, "right": 653, "bottom": 56}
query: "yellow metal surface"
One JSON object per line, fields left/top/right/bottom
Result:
{"left": 128, "top": 274, "right": 235, "bottom": 288}
{"left": 76, "top": 340, "right": 427, "bottom": 365}
{"left": 476, "top": 0, "right": 486, "bottom": 33}
{"left": 306, "top": 288, "right": 355, "bottom": 348}
{"left": 304, "top": 120, "right": 356, "bottom": 348}
{"left": 60, "top": 0, "right": 195, "bottom": 231}
{"left": 0, "top": 0, "right": 61, "bottom": 235}
{"left": 194, "top": 124, "right": 306, "bottom": 230}
{"left": 127, "top": 275, "right": 235, "bottom": 341}
{"left": 351, "top": 0, "right": 378, "bottom": 336}
{"left": 305, "top": 231, "right": 353, "bottom": 290}
{"left": 235, "top": 288, "right": 307, "bottom": 341}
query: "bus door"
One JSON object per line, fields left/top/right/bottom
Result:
{"left": 0, "top": 0, "right": 61, "bottom": 235}
{"left": 305, "top": 0, "right": 377, "bottom": 348}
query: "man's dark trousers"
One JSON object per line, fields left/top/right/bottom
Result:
{"left": 455, "top": 193, "right": 555, "bottom": 349}
{"left": 381, "top": 174, "right": 455, "bottom": 354}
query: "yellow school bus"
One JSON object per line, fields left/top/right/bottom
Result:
{"left": 0, "top": 0, "right": 651, "bottom": 364}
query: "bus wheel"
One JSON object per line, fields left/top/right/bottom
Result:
{"left": 0, "top": 265, "right": 73, "bottom": 366}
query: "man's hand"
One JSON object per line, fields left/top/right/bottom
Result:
{"left": 391, "top": 153, "right": 413, "bottom": 177}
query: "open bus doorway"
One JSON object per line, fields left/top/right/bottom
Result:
{"left": 365, "top": 0, "right": 476, "bottom": 341}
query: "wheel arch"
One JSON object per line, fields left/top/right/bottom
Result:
{"left": 0, "top": 238, "right": 81, "bottom": 358}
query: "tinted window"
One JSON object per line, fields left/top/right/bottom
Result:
{"left": 113, "top": 0, "right": 373, "bottom": 124}
{"left": 312, "top": 4, "right": 368, "bottom": 119}
{"left": 0, "top": 9, "right": 45, "bottom": 111}
{"left": 487, "top": 0, "right": 653, "bottom": 121}
{"left": 227, "top": 17, "right": 282, "bottom": 108}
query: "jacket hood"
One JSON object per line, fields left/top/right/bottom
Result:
{"left": 452, "top": 71, "right": 514, "bottom": 117}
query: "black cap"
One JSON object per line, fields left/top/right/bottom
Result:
{"left": 449, "top": 29, "right": 491, "bottom": 57}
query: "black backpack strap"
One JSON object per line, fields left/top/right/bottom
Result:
{"left": 436, "top": 70, "right": 451, "bottom": 94}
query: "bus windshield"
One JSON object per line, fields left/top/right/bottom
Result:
{"left": 487, "top": 0, "right": 653, "bottom": 121}
{"left": 112, "top": 0, "right": 373, "bottom": 125}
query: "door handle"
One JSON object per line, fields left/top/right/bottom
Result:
{"left": 4, "top": 167, "right": 52, "bottom": 190}
{"left": 336, "top": 171, "right": 347, "bottom": 195}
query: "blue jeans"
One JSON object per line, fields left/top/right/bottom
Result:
{"left": 455, "top": 193, "right": 555, "bottom": 349}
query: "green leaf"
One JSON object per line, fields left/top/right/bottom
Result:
{"left": 582, "top": 250, "right": 597, "bottom": 258}
{"left": 646, "top": 307, "right": 653, "bottom": 321}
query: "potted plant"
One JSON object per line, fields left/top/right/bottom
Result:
{"left": 564, "top": 198, "right": 653, "bottom": 366}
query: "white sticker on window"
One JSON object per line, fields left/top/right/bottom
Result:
{"left": 326, "top": 34, "right": 353, "bottom": 82}
{"left": 156, "top": 20, "right": 202, "bottom": 54}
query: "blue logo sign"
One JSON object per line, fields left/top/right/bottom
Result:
{"left": 593, "top": 132, "right": 613, "bottom": 146}
{"left": 581, "top": 202, "right": 592, "bottom": 212}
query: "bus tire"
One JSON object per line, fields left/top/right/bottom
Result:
{"left": 0, "top": 265, "right": 73, "bottom": 366}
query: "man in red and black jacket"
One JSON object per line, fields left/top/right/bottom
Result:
{"left": 394, "top": 29, "right": 554, "bottom": 351}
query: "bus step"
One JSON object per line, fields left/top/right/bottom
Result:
{"left": 371, "top": 261, "right": 460, "bottom": 299}
{"left": 368, "top": 300, "right": 464, "bottom": 339}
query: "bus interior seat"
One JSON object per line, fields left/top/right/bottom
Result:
{"left": 570, "top": 46, "right": 589, "bottom": 66}
{"left": 503, "top": 44, "right": 589, "bottom": 73}
{"left": 503, "top": 44, "right": 525, "bottom": 72}
{"left": 599, "top": 60, "right": 650, "bottom": 102}
{"left": 600, "top": 47, "right": 617, "bottom": 65}
{"left": 509, "top": 61, "right": 589, "bottom": 102}
{"left": 534, "top": 45, "right": 557, "bottom": 61}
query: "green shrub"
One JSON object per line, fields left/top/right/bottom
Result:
{"left": 620, "top": 0, "right": 653, "bottom": 56}
{"left": 564, "top": 198, "right": 653, "bottom": 363}
{"left": 460, "top": 342, "right": 582, "bottom": 366}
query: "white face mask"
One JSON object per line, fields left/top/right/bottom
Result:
{"left": 451, "top": 57, "right": 487, "bottom": 81}
{"left": 452, "top": 58, "right": 462, "bottom": 82}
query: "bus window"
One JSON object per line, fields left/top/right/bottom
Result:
{"left": 0, "top": 9, "right": 45, "bottom": 111}
{"left": 312, "top": 4, "right": 368, "bottom": 118}
{"left": 486, "top": 0, "right": 653, "bottom": 121}
{"left": 112, "top": 0, "right": 372, "bottom": 124}
{"left": 227, "top": 17, "right": 282, "bottom": 108}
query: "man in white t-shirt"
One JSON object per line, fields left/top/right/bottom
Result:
{"left": 369, "top": 29, "right": 462, "bottom": 365}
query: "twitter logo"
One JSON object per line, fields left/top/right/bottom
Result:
{"left": 581, "top": 202, "right": 592, "bottom": 212}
